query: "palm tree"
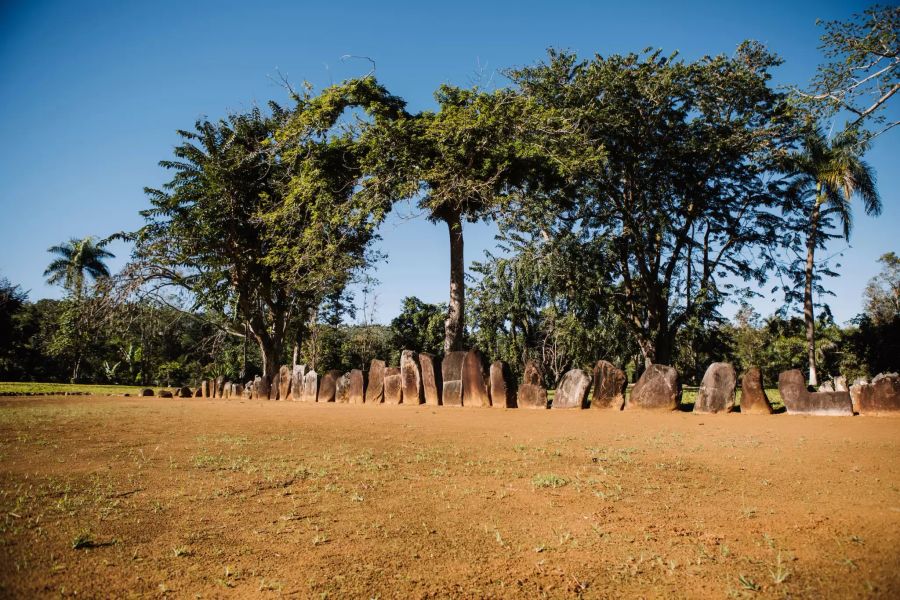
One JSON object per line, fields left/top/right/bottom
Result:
{"left": 44, "top": 236, "right": 115, "bottom": 297}
{"left": 787, "top": 128, "right": 881, "bottom": 386}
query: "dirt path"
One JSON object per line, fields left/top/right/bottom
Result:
{"left": 1, "top": 396, "right": 898, "bottom": 598}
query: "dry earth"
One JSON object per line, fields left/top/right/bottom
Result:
{"left": 1, "top": 395, "right": 898, "bottom": 598}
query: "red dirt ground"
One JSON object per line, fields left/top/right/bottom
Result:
{"left": 1, "top": 395, "right": 898, "bottom": 598}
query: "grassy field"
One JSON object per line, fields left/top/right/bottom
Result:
{"left": 0, "top": 382, "right": 143, "bottom": 396}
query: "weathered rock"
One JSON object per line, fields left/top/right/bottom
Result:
{"left": 365, "top": 359, "right": 385, "bottom": 404}
{"left": 158, "top": 389, "right": 173, "bottom": 398}
{"left": 250, "top": 376, "right": 261, "bottom": 400}
{"left": 739, "top": 368, "right": 773, "bottom": 414}
{"left": 201, "top": 380, "right": 209, "bottom": 398}
{"left": 552, "top": 369, "right": 591, "bottom": 409}
{"left": 462, "top": 350, "right": 490, "bottom": 407}
{"left": 349, "top": 369, "right": 366, "bottom": 404}
{"left": 335, "top": 373, "right": 351, "bottom": 403}
{"left": 517, "top": 383, "right": 548, "bottom": 409}
{"left": 384, "top": 368, "right": 402, "bottom": 405}
{"left": 489, "top": 361, "right": 514, "bottom": 408}
{"left": 591, "top": 360, "right": 626, "bottom": 409}
{"left": 834, "top": 376, "right": 848, "bottom": 392}
{"left": 400, "top": 350, "right": 422, "bottom": 406}
{"left": 178, "top": 386, "right": 193, "bottom": 398}
{"left": 216, "top": 376, "right": 226, "bottom": 399}
{"left": 257, "top": 375, "right": 271, "bottom": 401}
{"left": 626, "top": 364, "right": 680, "bottom": 410}
{"left": 278, "top": 365, "right": 291, "bottom": 400}
{"left": 694, "top": 362, "right": 737, "bottom": 414}
{"left": 234, "top": 383, "right": 244, "bottom": 398}
{"left": 853, "top": 374, "right": 900, "bottom": 415}
{"left": 194, "top": 387, "right": 202, "bottom": 397}
{"left": 523, "top": 361, "right": 541, "bottom": 386}
{"left": 778, "top": 369, "right": 852, "bottom": 415}
{"left": 818, "top": 381, "right": 835, "bottom": 392}
{"left": 440, "top": 351, "right": 468, "bottom": 406}
{"left": 419, "top": 353, "right": 442, "bottom": 405}
{"left": 317, "top": 370, "right": 342, "bottom": 403}
{"left": 290, "top": 365, "right": 306, "bottom": 400}
{"left": 301, "top": 370, "right": 318, "bottom": 402}
{"left": 141, "top": 388, "right": 154, "bottom": 397}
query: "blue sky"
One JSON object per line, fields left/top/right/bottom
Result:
{"left": 0, "top": 0, "right": 895, "bottom": 325}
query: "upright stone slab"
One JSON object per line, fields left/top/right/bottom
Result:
{"left": 419, "top": 353, "right": 442, "bottom": 406}
{"left": 400, "top": 350, "right": 422, "bottom": 406}
{"left": 462, "top": 350, "right": 490, "bottom": 407}
{"left": 591, "top": 360, "right": 626, "bottom": 409}
{"left": 335, "top": 373, "right": 351, "bottom": 403}
{"left": 523, "top": 361, "right": 541, "bottom": 385}
{"left": 552, "top": 369, "right": 591, "bottom": 409}
{"left": 441, "top": 351, "right": 467, "bottom": 407}
{"left": 517, "top": 384, "right": 548, "bottom": 409}
{"left": 366, "top": 359, "right": 385, "bottom": 404}
{"left": 384, "top": 367, "right": 402, "bottom": 405}
{"left": 778, "top": 369, "right": 852, "bottom": 415}
{"left": 489, "top": 361, "right": 514, "bottom": 408}
{"left": 225, "top": 382, "right": 234, "bottom": 399}
{"left": 158, "top": 389, "right": 173, "bottom": 398}
{"left": 739, "top": 367, "right": 773, "bottom": 414}
{"left": 140, "top": 388, "right": 154, "bottom": 397}
{"left": 216, "top": 376, "right": 226, "bottom": 398}
{"left": 626, "top": 364, "right": 680, "bottom": 410}
{"left": 854, "top": 374, "right": 900, "bottom": 415}
{"left": 278, "top": 365, "right": 291, "bottom": 400}
{"left": 234, "top": 383, "right": 244, "bottom": 398}
{"left": 694, "top": 362, "right": 737, "bottom": 414}
{"left": 257, "top": 375, "right": 271, "bottom": 401}
{"left": 818, "top": 381, "right": 835, "bottom": 392}
{"left": 194, "top": 387, "right": 202, "bottom": 397}
{"left": 178, "top": 386, "right": 193, "bottom": 398}
{"left": 349, "top": 369, "right": 366, "bottom": 404}
{"left": 834, "top": 376, "right": 848, "bottom": 392}
{"left": 201, "top": 380, "right": 209, "bottom": 398}
{"left": 289, "top": 365, "right": 306, "bottom": 400}
{"left": 301, "top": 370, "right": 318, "bottom": 402}
{"left": 317, "top": 370, "right": 342, "bottom": 403}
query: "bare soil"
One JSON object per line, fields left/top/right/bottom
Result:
{"left": 1, "top": 396, "right": 898, "bottom": 598}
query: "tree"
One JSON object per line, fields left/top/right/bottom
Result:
{"left": 507, "top": 44, "right": 795, "bottom": 366}
{"left": 43, "top": 236, "right": 114, "bottom": 298}
{"left": 389, "top": 296, "right": 446, "bottom": 358}
{"left": 784, "top": 127, "right": 881, "bottom": 385}
{"left": 864, "top": 251, "right": 900, "bottom": 324}
{"left": 801, "top": 4, "right": 899, "bottom": 140}
{"left": 126, "top": 78, "right": 404, "bottom": 378}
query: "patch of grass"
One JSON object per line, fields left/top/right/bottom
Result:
{"left": 532, "top": 474, "right": 568, "bottom": 489}
{"left": 0, "top": 382, "right": 143, "bottom": 396}
{"left": 71, "top": 531, "right": 94, "bottom": 550}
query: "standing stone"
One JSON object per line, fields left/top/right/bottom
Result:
{"left": 335, "top": 373, "right": 351, "bottom": 403}
{"left": 301, "top": 370, "right": 318, "bottom": 402}
{"left": 778, "top": 369, "right": 852, "bottom": 415}
{"left": 201, "top": 380, "right": 210, "bottom": 398}
{"left": 818, "top": 381, "right": 835, "bottom": 392}
{"left": 591, "top": 360, "right": 626, "bottom": 410}
{"left": 462, "top": 350, "right": 490, "bottom": 407}
{"left": 489, "top": 361, "right": 514, "bottom": 408}
{"left": 225, "top": 382, "right": 233, "bottom": 399}
{"left": 694, "top": 362, "right": 737, "bottom": 414}
{"left": 441, "top": 351, "right": 467, "bottom": 407}
{"left": 216, "top": 376, "right": 226, "bottom": 398}
{"left": 523, "top": 361, "right": 541, "bottom": 385}
{"left": 626, "top": 364, "right": 680, "bottom": 410}
{"left": 739, "top": 367, "right": 773, "bottom": 414}
{"left": 552, "top": 369, "right": 592, "bottom": 409}
{"left": 419, "top": 353, "right": 442, "bottom": 406}
{"left": 854, "top": 374, "right": 900, "bottom": 415}
{"left": 178, "top": 386, "right": 193, "bottom": 398}
{"left": 317, "top": 370, "right": 342, "bottom": 403}
{"left": 400, "top": 350, "right": 422, "bottom": 406}
{"left": 278, "top": 365, "right": 291, "bottom": 400}
{"left": 140, "top": 388, "right": 154, "bottom": 397}
{"left": 366, "top": 359, "right": 385, "bottom": 404}
{"left": 384, "top": 368, "right": 402, "bottom": 404}
{"left": 250, "top": 376, "right": 261, "bottom": 400}
{"left": 834, "top": 376, "right": 848, "bottom": 392}
{"left": 289, "top": 365, "right": 306, "bottom": 400}
{"left": 234, "top": 383, "right": 244, "bottom": 398}
{"left": 194, "top": 387, "right": 202, "bottom": 397}
{"left": 517, "top": 384, "right": 548, "bottom": 409}
{"left": 158, "top": 389, "right": 173, "bottom": 398}
{"left": 349, "top": 369, "right": 366, "bottom": 404}
{"left": 257, "top": 375, "right": 271, "bottom": 401}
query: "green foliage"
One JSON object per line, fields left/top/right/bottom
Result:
{"left": 389, "top": 297, "right": 445, "bottom": 361}
{"left": 43, "top": 236, "right": 114, "bottom": 298}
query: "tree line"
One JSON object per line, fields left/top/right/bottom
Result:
{"left": 2, "top": 5, "right": 897, "bottom": 388}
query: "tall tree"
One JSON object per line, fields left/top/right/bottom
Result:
{"left": 44, "top": 236, "right": 114, "bottom": 298}
{"left": 507, "top": 44, "right": 796, "bottom": 366}
{"left": 784, "top": 128, "right": 881, "bottom": 385}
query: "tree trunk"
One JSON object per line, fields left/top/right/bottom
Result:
{"left": 804, "top": 199, "right": 821, "bottom": 387}
{"left": 444, "top": 212, "right": 465, "bottom": 353}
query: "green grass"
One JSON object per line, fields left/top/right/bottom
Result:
{"left": 0, "top": 382, "right": 145, "bottom": 396}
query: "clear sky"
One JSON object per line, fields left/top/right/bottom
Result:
{"left": 0, "top": 0, "right": 895, "bottom": 325}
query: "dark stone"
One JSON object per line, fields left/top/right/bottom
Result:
{"left": 317, "top": 370, "right": 342, "bottom": 403}
{"left": 854, "top": 374, "right": 900, "bottom": 415}
{"left": 158, "top": 389, "right": 173, "bottom": 398}
{"left": 194, "top": 387, "right": 202, "bottom": 398}
{"left": 257, "top": 375, "right": 271, "bottom": 401}
{"left": 216, "top": 376, "right": 226, "bottom": 399}
{"left": 141, "top": 388, "right": 154, "bottom": 397}
{"left": 442, "top": 380, "right": 463, "bottom": 407}
{"left": 420, "top": 353, "right": 442, "bottom": 406}
{"left": 234, "top": 383, "right": 244, "bottom": 398}
{"left": 301, "top": 371, "right": 318, "bottom": 402}
{"left": 290, "top": 365, "right": 305, "bottom": 401}
{"left": 384, "top": 368, "right": 402, "bottom": 404}
{"left": 552, "top": 369, "right": 591, "bottom": 409}
{"left": 278, "top": 365, "right": 291, "bottom": 400}
{"left": 523, "top": 361, "right": 541, "bottom": 386}
{"left": 517, "top": 383, "right": 548, "bottom": 409}
{"left": 778, "top": 369, "right": 852, "bottom": 415}
{"left": 462, "top": 350, "right": 490, "bottom": 407}
{"left": 591, "top": 360, "right": 626, "bottom": 409}
{"left": 366, "top": 359, "right": 385, "bottom": 404}
{"left": 442, "top": 351, "right": 467, "bottom": 383}
{"left": 694, "top": 362, "right": 737, "bottom": 414}
{"left": 335, "top": 373, "right": 351, "bottom": 403}
{"left": 489, "top": 361, "right": 514, "bottom": 408}
{"left": 400, "top": 350, "right": 422, "bottom": 406}
{"left": 178, "top": 386, "right": 193, "bottom": 398}
{"left": 349, "top": 369, "right": 366, "bottom": 404}
{"left": 739, "top": 368, "right": 773, "bottom": 414}
{"left": 626, "top": 364, "right": 680, "bottom": 410}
